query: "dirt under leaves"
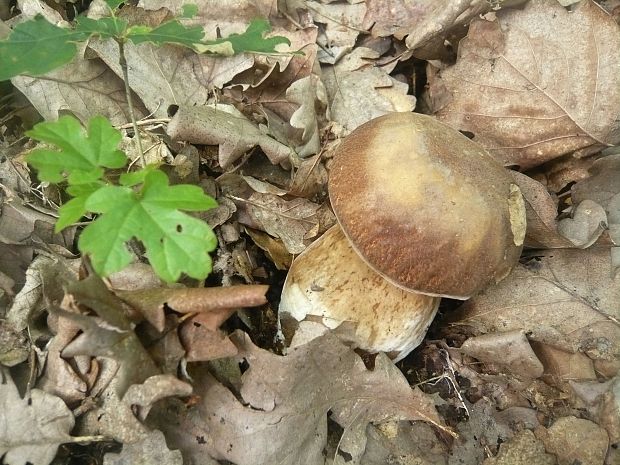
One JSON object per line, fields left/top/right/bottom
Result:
{"left": 1, "top": 0, "right": 620, "bottom": 465}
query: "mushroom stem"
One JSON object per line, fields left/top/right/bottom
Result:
{"left": 280, "top": 225, "right": 440, "bottom": 361}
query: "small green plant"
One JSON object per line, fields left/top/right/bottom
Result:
{"left": 0, "top": 3, "right": 293, "bottom": 282}
{"left": 0, "top": 7, "right": 290, "bottom": 81}
{"left": 27, "top": 115, "right": 218, "bottom": 282}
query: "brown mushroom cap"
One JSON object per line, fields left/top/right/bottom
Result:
{"left": 329, "top": 112, "right": 526, "bottom": 299}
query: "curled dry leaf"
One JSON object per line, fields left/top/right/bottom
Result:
{"left": 572, "top": 154, "right": 620, "bottom": 210}
{"left": 510, "top": 170, "right": 573, "bottom": 248}
{"left": 571, "top": 153, "right": 620, "bottom": 269}
{"left": 454, "top": 248, "right": 620, "bottom": 364}
{"left": 430, "top": 0, "right": 620, "bottom": 169}
{"left": 114, "top": 284, "right": 268, "bottom": 332}
{"left": 557, "top": 199, "right": 607, "bottom": 248}
{"left": 149, "top": 331, "right": 446, "bottom": 465}
{"left": 245, "top": 227, "right": 293, "bottom": 270}
{"left": 289, "top": 152, "right": 328, "bottom": 198}
{"left": 123, "top": 374, "right": 192, "bottom": 421}
{"left": 529, "top": 153, "right": 600, "bottom": 193}
{"left": 166, "top": 105, "right": 292, "bottom": 169}
{"left": 58, "top": 308, "right": 160, "bottom": 397}
{"left": 286, "top": 74, "right": 327, "bottom": 157}
{"left": 37, "top": 315, "right": 88, "bottom": 407}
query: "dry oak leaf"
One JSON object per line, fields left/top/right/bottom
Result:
{"left": 166, "top": 105, "right": 292, "bottom": 169}
{"left": 323, "top": 47, "right": 415, "bottom": 134}
{"left": 0, "top": 370, "right": 74, "bottom": 465}
{"left": 149, "top": 331, "right": 445, "bottom": 465}
{"left": 455, "top": 248, "right": 620, "bottom": 361}
{"left": 430, "top": 0, "right": 620, "bottom": 169}
{"left": 241, "top": 192, "right": 331, "bottom": 254}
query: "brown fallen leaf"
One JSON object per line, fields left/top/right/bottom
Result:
{"left": 361, "top": 421, "right": 447, "bottom": 465}
{"left": 58, "top": 274, "right": 160, "bottom": 396}
{"left": 179, "top": 311, "right": 240, "bottom": 362}
{"left": 530, "top": 342, "right": 597, "bottom": 388}
{"left": 362, "top": 0, "right": 436, "bottom": 38}
{"left": 323, "top": 47, "right": 416, "bottom": 134}
{"left": 288, "top": 152, "right": 328, "bottom": 198}
{"left": 234, "top": 192, "right": 331, "bottom": 254}
{"left": 569, "top": 377, "right": 620, "bottom": 444}
{"left": 510, "top": 171, "right": 573, "bottom": 248}
{"left": 148, "top": 331, "right": 448, "bottom": 465}
{"left": 0, "top": 369, "right": 75, "bottom": 465}
{"left": 59, "top": 308, "right": 160, "bottom": 397}
{"left": 245, "top": 227, "right": 293, "bottom": 270}
{"left": 557, "top": 199, "right": 607, "bottom": 248}
{"left": 37, "top": 314, "right": 88, "bottom": 407}
{"left": 572, "top": 154, "right": 620, "bottom": 210}
{"left": 570, "top": 153, "right": 620, "bottom": 270}
{"left": 166, "top": 105, "right": 292, "bottom": 169}
{"left": 114, "top": 284, "right": 268, "bottom": 332}
{"left": 535, "top": 416, "right": 609, "bottom": 465}
{"left": 482, "top": 429, "right": 555, "bottom": 465}
{"left": 454, "top": 248, "right": 620, "bottom": 364}
{"left": 529, "top": 152, "right": 600, "bottom": 193}
{"left": 286, "top": 74, "right": 327, "bottom": 156}
{"left": 123, "top": 374, "right": 192, "bottom": 421}
{"left": 306, "top": 0, "right": 367, "bottom": 63}
{"left": 459, "top": 330, "right": 544, "bottom": 379}
{"left": 430, "top": 0, "right": 620, "bottom": 169}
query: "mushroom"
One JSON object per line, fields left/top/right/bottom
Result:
{"left": 280, "top": 112, "right": 526, "bottom": 361}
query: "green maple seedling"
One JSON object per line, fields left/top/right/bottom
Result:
{"left": 3, "top": 5, "right": 294, "bottom": 282}
{"left": 26, "top": 116, "right": 218, "bottom": 283}
{"left": 0, "top": 10, "right": 291, "bottom": 81}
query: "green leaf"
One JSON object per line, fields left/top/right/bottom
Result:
{"left": 79, "top": 170, "right": 217, "bottom": 282}
{"left": 119, "top": 165, "right": 157, "bottom": 187}
{"left": 56, "top": 182, "right": 103, "bottom": 232}
{"left": 180, "top": 4, "right": 199, "bottom": 19}
{"left": 0, "top": 15, "right": 88, "bottom": 81}
{"left": 26, "top": 115, "right": 127, "bottom": 184}
{"left": 75, "top": 16, "right": 128, "bottom": 39}
{"left": 200, "top": 18, "right": 290, "bottom": 54}
{"left": 127, "top": 20, "right": 204, "bottom": 47}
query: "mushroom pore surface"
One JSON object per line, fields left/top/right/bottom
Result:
{"left": 328, "top": 112, "right": 526, "bottom": 299}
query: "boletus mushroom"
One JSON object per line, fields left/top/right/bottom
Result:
{"left": 280, "top": 112, "right": 526, "bottom": 361}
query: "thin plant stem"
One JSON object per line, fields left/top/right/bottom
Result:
{"left": 117, "top": 38, "right": 146, "bottom": 167}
